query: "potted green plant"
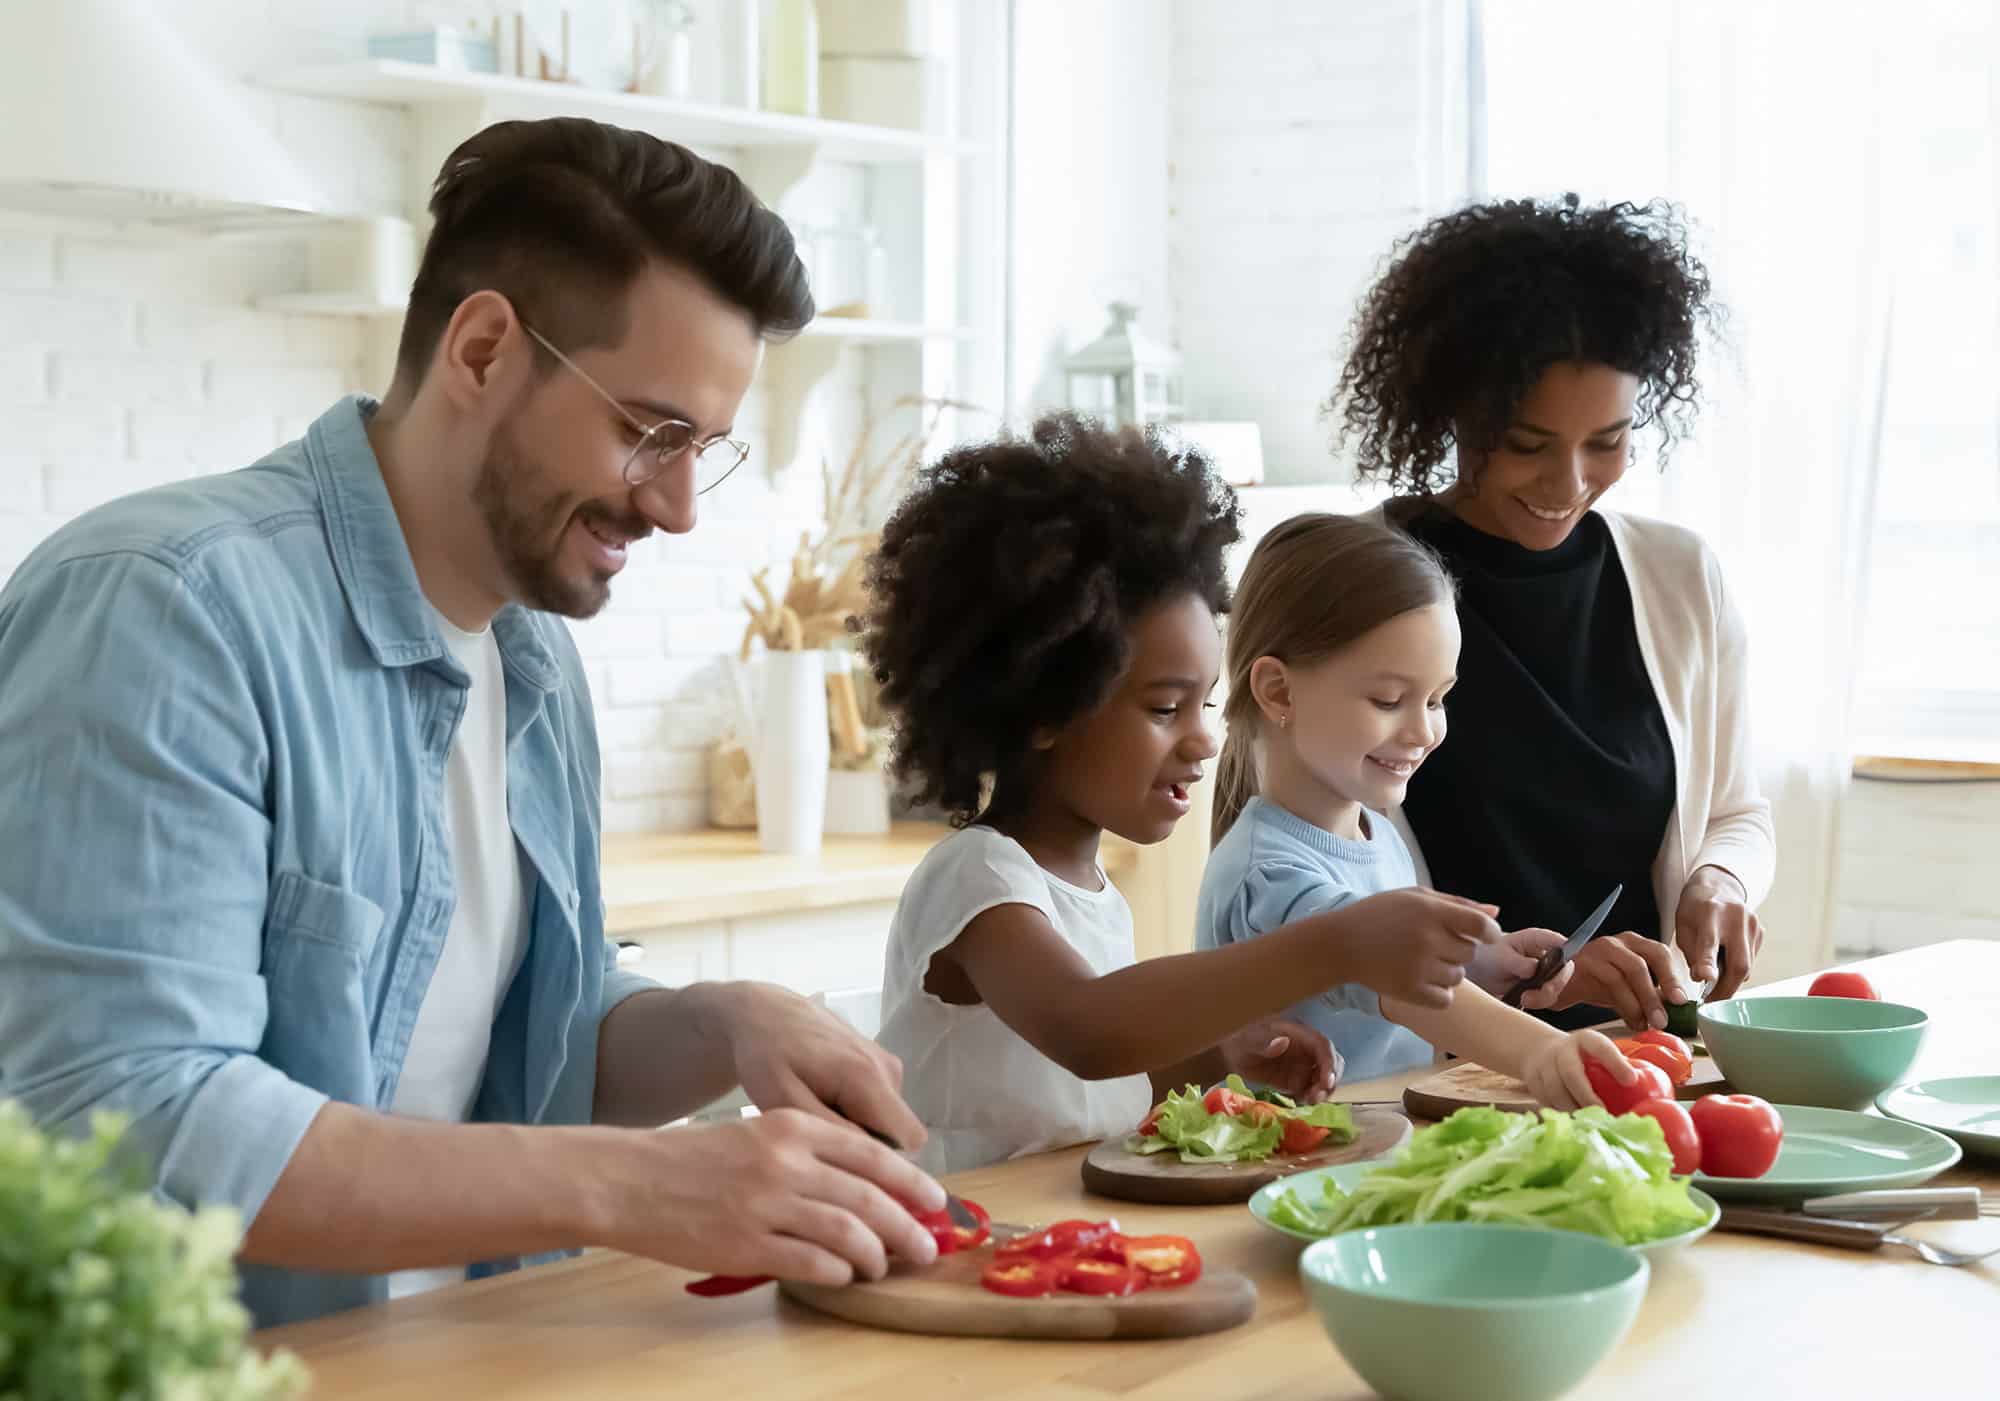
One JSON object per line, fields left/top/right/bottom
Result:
{"left": 0, "top": 1101, "right": 306, "bottom": 1400}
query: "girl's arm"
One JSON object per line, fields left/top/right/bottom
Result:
{"left": 943, "top": 886, "right": 1500, "bottom": 1082}
{"left": 1383, "top": 984, "right": 1636, "bottom": 1110}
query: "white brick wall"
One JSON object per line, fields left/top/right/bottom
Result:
{"left": 1169, "top": 0, "right": 1463, "bottom": 483}
{"left": 0, "top": 1, "right": 859, "bottom": 837}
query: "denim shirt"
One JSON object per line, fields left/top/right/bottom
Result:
{"left": 0, "top": 397, "right": 659, "bottom": 1328}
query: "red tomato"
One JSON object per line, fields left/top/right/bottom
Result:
{"left": 1629, "top": 1098, "right": 1703, "bottom": 1175}
{"left": 1136, "top": 1104, "right": 1164, "bottom": 1136}
{"left": 1278, "top": 1118, "right": 1332, "bottom": 1155}
{"left": 1584, "top": 1057, "right": 1674, "bottom": 1115}
{"left": 996, "top": 1219, "right": 1120, "bottom": 1261}
{"left": 1614, "top": 1038, "right": 1694, "bottom": 1088}
{"left": 1202, "top": 1086, "right": 1278, "bottom": 1123}
{"left": 1808, "top": 971, "right": 1880, "bottom": 1000}
{"left": 1116, "top": 1235, "right": 1203, "bottom": 1288}
{"left": 1689, "top": 1094, "right": 1785, "bottom": 1178}
{"left": 980, "top": 1257, "right": 1062, "bottom": 1298}
{"left": 1059, "top": 1257, "right": 1146, "bottom": 1296}
{"left": 1631, "top": 1029, "right": 1692, "bottom": 1057}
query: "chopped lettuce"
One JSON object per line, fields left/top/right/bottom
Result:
{"left": 1126, "top": 1075, "right": 1357, "bottom": 1164}
{"left": 1266, "top": 1105, "right": 1708, "bottom": 1246}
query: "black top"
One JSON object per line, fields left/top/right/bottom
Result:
{"left": 1398, "top": 505, "right": 1677, "bottom": 1029}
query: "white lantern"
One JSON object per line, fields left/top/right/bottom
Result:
{"left": 1063, "top": 301, "right": 1184, "bottom": 431}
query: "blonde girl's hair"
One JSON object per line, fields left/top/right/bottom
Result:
{"left": 1211, "top": 513, "right": 1456, "bottom": 844}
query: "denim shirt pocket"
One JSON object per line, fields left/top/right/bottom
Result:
{"left": 261, "top": 870, "right": 386, "bottom": 1105}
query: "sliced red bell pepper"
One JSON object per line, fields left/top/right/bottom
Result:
{"left": 1058, "top": 1256, "right": 1145, "bottom": 1296}
{"left": 685, "top": 1273, "right": 773, "bottom": 1297}
{"left": 980, "top": 1256, "right": 1062, "bottom": 1297}
{"left": 1115, "top": 1234, "right": 1203, "bottom": 1289}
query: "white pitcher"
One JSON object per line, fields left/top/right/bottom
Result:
{"left": 756, "top": 649, "right": 830, "bottom": 854}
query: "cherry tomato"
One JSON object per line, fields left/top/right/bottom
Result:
{"left": 981, "top": 1257, "right": 1062, "bottom": 1297}
{"left": 1278, "top": 1117, "right": 1332, "bottom": 1155}
{"left": 1629, "top": 1098, "right": 1702, "bottom": 1175}
{"left": 1136, "top": 1104, "right": 1164, "bottom": 1136}
{"left": 1202, "top": 1086, "right": 1278, "bottom": 1123}
{"left": 1689, "top": 1094, "right": 1785, "bottom": 1178}
{"left": 1614, "top": 1037, "right": 1694, "bottom": 1088}
{"left": 1807, "top": 971, "right": 1880, "bottom": 1000}
{"left": 1584, "top": 1057, "right": 1674, "bottom": 1115}
{"left": 1058, "top": 1257, "right": 1146, "bottom": 1296}
{"left": 1115, "top": 1234, "right": 1203, "bottom": 1288}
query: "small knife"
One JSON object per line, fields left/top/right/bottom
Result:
{"left": 1802, "top": 1187, "right": 1985, "bottom": 1222}
{"left": 1502, "top": 884, "right": 1623, "bottom": 1008}
{"left": 837, "top": 1107, "right": 980, "bottom": 1232}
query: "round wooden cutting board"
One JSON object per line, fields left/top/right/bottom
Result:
{"left": 1077, "top": 1106, "right": 1412, "bottom": 1205}
{"left": 780, "top": 1246, "right": 1256, "bottom": 1340}
{"left": 1400, "top": 1043, "right": 1728, "bottom": 1122}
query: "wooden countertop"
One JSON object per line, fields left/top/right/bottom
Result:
{"left": 258, "top": 942, "right": 2000, "bottom": 1398}
{"left": 602, "top": 824, "right": 1138, "bottom": 935}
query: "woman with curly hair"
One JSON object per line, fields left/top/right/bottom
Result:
{"left": 1328, "top": 195, "right": 1775, "bottom": 1033}
{"left": 860, "top": 414, "right": 1507, "bottom": 1172}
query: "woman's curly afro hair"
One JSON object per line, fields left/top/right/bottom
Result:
{"left": 1328, "top": 195, "right": 1721, "bottom": 495}
{"left": 861, "top": 412, "right": 1241, "bottom": 826}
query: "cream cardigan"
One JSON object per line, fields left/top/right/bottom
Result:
{"left": 1369, "top": 506, "right": 1777, "bottom": 935}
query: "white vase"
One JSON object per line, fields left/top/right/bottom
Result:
{"left": 824, "top": 767, "right": 890, "bottom": 836}
{"left": 756, "top": 649, "right": 830, "bottom": 854}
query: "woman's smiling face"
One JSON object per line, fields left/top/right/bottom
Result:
{"left": 1449, "top": 360, "right": 1640, "bottom": 550}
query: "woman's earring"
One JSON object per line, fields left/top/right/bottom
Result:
{"left": 1278, "top": 713, "right": 1290, "bottom": 730}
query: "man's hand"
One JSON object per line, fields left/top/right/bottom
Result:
{"left": 1676, "top": 865, "right": 1763, "bottom": 999}
{"left": 1216, "top": 1018, "right": 1342, "bottom": 1103}
{"left": 592, "top": 1109, "right": 946, "bottom": 1285}
{"left": 715, "top": 984, "right": 928, "bottom": 1151}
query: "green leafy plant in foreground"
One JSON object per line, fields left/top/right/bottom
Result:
{"left": 0, "top": 1101, "right": 306, "bottom": 1401}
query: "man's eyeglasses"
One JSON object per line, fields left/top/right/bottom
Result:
{"left": 521, "top": 322, "right": 750, "bottom": 495}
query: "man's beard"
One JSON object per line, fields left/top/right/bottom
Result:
{"left": 471, "top": 419, "right": 641, "bottom": 620}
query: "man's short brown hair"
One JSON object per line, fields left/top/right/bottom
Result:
{"left": 393, "top": 117, "right": 814, "bottom": 385}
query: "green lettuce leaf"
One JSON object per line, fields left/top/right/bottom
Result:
{"left": 1124, "top": 1078, "right": 1358, "bottom": 1164}
{"left": 1265, "top": 1105, "right": 1707, "bottom": 1246}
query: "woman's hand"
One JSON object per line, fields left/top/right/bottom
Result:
{"left": 1216, "top": 1018, "right": 1342, "bottom": 1103}
{"left": 1552, "top": 933, "right": 1699, "bottom": 1031}
{"left": 1676, "top": 865, "right": 1763, "bottom": 998}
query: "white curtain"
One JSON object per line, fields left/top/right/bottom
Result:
{"left": 1477, "top": 1, "right": 1909, "bottom": 977}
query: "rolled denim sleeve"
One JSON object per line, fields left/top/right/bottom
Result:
{"left": 0, "top": 551, "right": 325, "bottom": 1221}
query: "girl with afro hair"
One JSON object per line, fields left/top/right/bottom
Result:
{"left": 1330, "top": 195, "right": 1775, "bottom": 1032}
{"left": 861, "top": 413, "right": 1508, "bottom": 1174}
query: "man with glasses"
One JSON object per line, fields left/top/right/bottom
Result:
{"left": 0, "top": 117, "right": 945, "bottom": 1328}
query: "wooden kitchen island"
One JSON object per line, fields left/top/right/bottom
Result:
{"left": 257, "top": 942, "right": 1999, "bottom": 1398}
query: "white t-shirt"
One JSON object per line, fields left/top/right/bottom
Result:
{"left": 387, "top": 612, "right": 532, "bottom": 1299}
{"left": 875, "top": 826, "right": 1154, "bottom": 1175}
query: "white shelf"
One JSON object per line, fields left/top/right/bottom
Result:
{"left": 255, "top": 293, "right": 972, "bottom": 347}
{"left": 796, "top": 318, "right": 973, "bottom": 344}
{"left": 261, "top": 60, "right": 976, "bottom": 165}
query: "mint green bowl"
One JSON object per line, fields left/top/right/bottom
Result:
{"left": 1299, "top": 1225, "right": 1648, "bottom": 1401}
{"left": 1698, "top": 996, "right": 1928, "bottom": 1109}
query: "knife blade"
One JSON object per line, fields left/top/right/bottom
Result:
{"left": 1501, "top": 883, "right": 1622, "bottom": 1007}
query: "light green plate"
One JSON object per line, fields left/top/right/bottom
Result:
{"left": 1249, "top": 1161, "right": 1720, "bottom": 1259}
{"left": 1689, "top": 1103, "right": 1962, "bottom": 1202}
{"left": 1877, "top": 1076, "right": 2000, "bottom": 1160}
